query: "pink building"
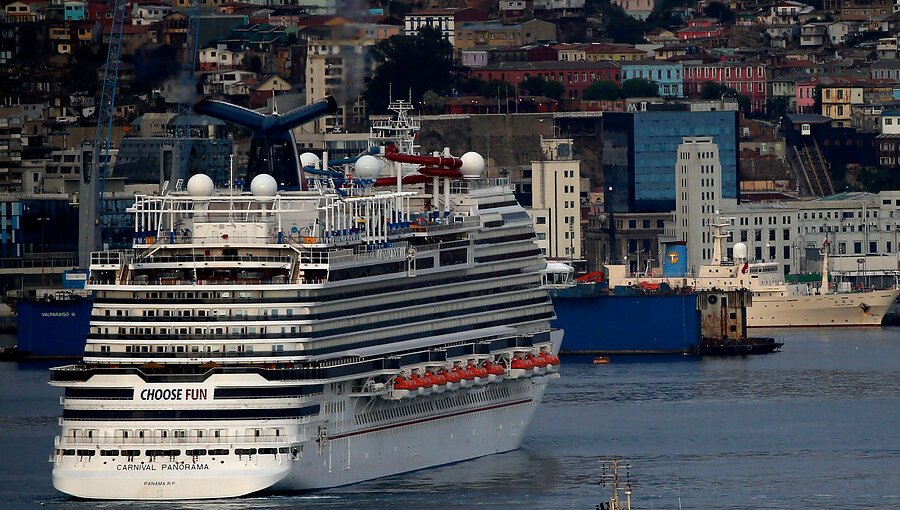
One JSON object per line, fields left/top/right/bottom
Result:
{"left": 795, "top": 78, "right": 818, "bottom": 114}
{"left": 676, "top": 18, "right": 726, "bottom": 41}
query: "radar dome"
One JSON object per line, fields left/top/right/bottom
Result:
{"left": 186, "top": 174, "right": 215, "bottom": 197}
{"left": 250, "top": 173, "right": 278, "bottom": 197}
{"left": 354, "top": 155, "right": 382, "bottom": 180}
{"left": 299, "top": 152, "right": 320, "bottom": 169}
{"left": 733, "top": 242, "right": 748, "bottom": 260}
{"left": 460, "top": 151, "right": 485, "bottom": 179}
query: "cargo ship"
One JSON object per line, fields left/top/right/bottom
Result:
{"left": 545, "top": 263, "right": 780, "bottom": 356}
{"left": 608, "top": 220, "right": 899, "bottom": 328}
{"left": 2, "top": 270, "right": 92, "bottom": 360}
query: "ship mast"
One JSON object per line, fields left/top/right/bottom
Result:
{"left": 599, "top": 458, "right": 632, "bottom": 510}
{"left": 710, "top": 214, "right": 733, "bottom": 266}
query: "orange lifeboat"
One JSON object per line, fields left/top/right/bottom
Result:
{"left": 511, "top": 356, "right": 533, "bottom": 370}
{"left": 410, "top": 372, "right": 432, "bottom": 389}
{"left": 528, "top": 353, "right": 549, "bottom": 369}
{"left": 484, "top": 361, "right": 505, "bottom": 376}
{"left": 470, "top": 363, "right": 489, "bottom": 378}
{"left": 453, "top": 365, "right": 473, "bottom": 381}
{"left": 425, "top": 370, "right": 446, "bottom": 386}
{"left": 546, "top": 354, "right": 561, "bottom": 366}
{"left": 441, "top": 368, "right": 462, "bottom": 384}
{"left": 393, "top": 376, "right": 419, "bottom": 391}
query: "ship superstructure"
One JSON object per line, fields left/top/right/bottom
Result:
{"left": 607, "top": 219, "right": 898, "bottom": 327}
{"left": 49, "top": 99, "right": 562, "bottom": 499}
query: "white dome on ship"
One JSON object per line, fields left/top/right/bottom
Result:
{"left": 733, "top": 242, "right": 748, "bottom": 260}
{"left": 460, "top": 151, "right": 485, "bottom": 179}
{"left": 186, "top": 174, "right": 214, "bottom": 197}
{"left": 354, "top": 155, "right": 382, "bottom": 180}
{"left": 250, "top": 173, "right": 278, "bottom": 197}
{"left": 299, "top": 152, "right": 320, "bottom": 169}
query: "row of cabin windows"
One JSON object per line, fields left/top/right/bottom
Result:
{"left": 103, "top": 308, "right": 295, "bottom": 317}
{"left": 116, "top": 344, "right": 287, "bottom": 354}
{"left": 97, "top": 325, "right": 299, "bottom": 336}
{"left": 69, "top": 428, "right": 284, "bottom": 440}
{"left": 61, "top": 446, "right": 295, "bottom": 458}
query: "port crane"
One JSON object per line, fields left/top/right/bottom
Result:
{"left": 77, "top": 0, "right": 127, "bottom": 267}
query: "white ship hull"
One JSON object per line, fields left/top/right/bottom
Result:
{"left": 52, "top": 330, "right": 561, "bottom": 500}
{"left": 747, "top": 289, "right": 899, "bottom": 327}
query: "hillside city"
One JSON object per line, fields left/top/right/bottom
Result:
{"left": 1, "top": 0, "right": 900, "bottom": 289}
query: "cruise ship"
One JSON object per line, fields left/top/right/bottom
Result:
{"left": 49, "top": 98, "right": 562, "bottom": 499}
{"left": 607, "top": 219, "right": 899, "bottom": 328}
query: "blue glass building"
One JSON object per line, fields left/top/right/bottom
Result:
{"left": 603, "top": 107, "right": 739, "bottom": 213}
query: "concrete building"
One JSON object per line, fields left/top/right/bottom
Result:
{"left": 668, "top": 137, "right": 739, "bottom": 271}
{"left": 526, "top": 137, "right": 582, "bottom": 260}
{"left": 304, "top": 38, "right": 374, "bottom": 134}
{"left": 403, "top": 8, "right": 489, "bottom": 47}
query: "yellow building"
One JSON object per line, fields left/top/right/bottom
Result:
{"left": 454, "top": 19, "right": 555, "bottom": 51}
{"left": 821, "top": 84, "right": 863, "bottom": 127}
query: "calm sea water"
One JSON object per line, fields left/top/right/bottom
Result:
{"left": 1, "top": 328, "right": 898, "bottom": 509}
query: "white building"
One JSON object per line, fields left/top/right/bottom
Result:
{"left": 665, "top": 181, "right": 900, "bottom": 278}
{"left": 132, "top": 3, "right": 173, "bottom": 26}
{"left": 525, "top": 138, "right": 582, "bottom": 260}
{"left": 669, "top": 137, "right": 738, "bottom": 272}
{"left": 304, "top": 39, "right": 373, "bottom": 134}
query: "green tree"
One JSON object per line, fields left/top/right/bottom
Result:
{"left": 621, "top": 78, "right": 660, "bottom": 98}
{"left": 479, "top": 79, "right": 516, "bottom": 98}
{"left": 766, "top": 96, "right": 789, "bottom": 121}
{"left": 700, "top": 81, "right": 730, "bottom": 99}
{"left": 583, "top": 80, "right": 622, "bottom": 100}
{"left": 422, "top": 90, "right": 445, "bottom": 114}
{"left": 703, "top": 2, "right": 735, "bottom": 24}
{"left": 364, "top": 27, "right": 463, "bottom": 114}
{"left": 522, "top": 76, "right": 548, "bottom": 96}
{"left": 543, "top": 80, "right": 565, "bottom": 100}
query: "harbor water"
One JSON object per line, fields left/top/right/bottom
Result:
{"left": 1, "top": 328, "right": 898, "bottom": 509}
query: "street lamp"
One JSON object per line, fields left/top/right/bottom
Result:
{"left": 36, "top": 216, "right": 50, "bottom": 288}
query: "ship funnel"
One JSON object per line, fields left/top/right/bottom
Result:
{"left": 194, "top": 97, "right": 339, "bottom": 190}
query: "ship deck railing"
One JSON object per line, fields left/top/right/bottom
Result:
{"left": 55, "top": 435, "right": 305, "bottom": 446}
{"left": 132, "top": 254, "right": 293, "bottom": 265}
{"left": 450, "top": 178, "right": 512, "bottom": 193}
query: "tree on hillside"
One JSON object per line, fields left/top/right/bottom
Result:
{"left": 522, "top": 76, "right": 548, "bottom": 96}
{"left": 583, "top": 80, "right": 622, "bottom": 100}
{"left": 364, "top": 27, "right": 463, "bottom": 114}
{"left": 703, "top": 2, "right": 735, "bottom": 24}
{"left": 621, "top": 78, "right": 660, "bottom": 98}
{"left": 543, "top": 80, "right": 565, "bottom": 100}
{"left": 520, "top": 76, "right": 564, "bottom": 100}
{"left": 701, "top": 81, "right": 751, "bottom": 113}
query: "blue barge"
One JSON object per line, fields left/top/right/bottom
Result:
{"left": 550, "top": 283, "right": 701, "bottom": 355}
